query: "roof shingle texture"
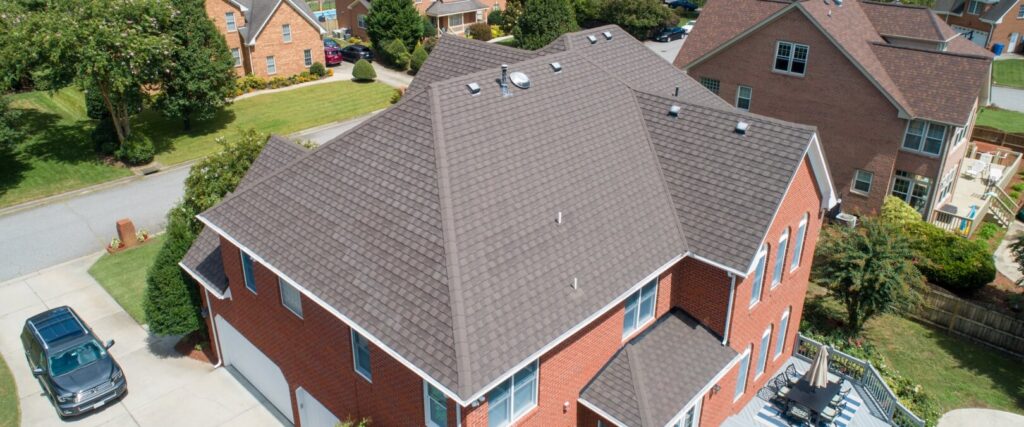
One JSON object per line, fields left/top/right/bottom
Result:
{"left": 580, "top": 311, "right": 738, "bottom": 426}
{"left": 242, "top": 0, "right": 321, "bottom": 44}
{"left": 425, "top": 0, "right": 489, "bottom": 16}
{"left": 195, "top": 26, "right": 815, "bottom": 401}
{"left": 861, "top": 1, "right": 958, "bottom": 41}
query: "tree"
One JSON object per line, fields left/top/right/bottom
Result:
{"left": 0, "top": 96, "right": 22, "bottom": 148}
{"left": 502, "top": 0, "right": 525, "bottom": 34}
{"left": 812, "top": 218, "right": 923, "bottom": 333}
{"left": 600, "top": 0, "right": 674, "bottom": 39}
{"left": 572, "top": 0, "right": 606, "bottom": 27}
{"left": 380, "top": 38, "right": 412, "bottom": 69}
{"left": 513, "top": 0, "right": 579, "bottom": 50}
{"left": 365, "top": 0, "right": 423, "bottom": 51}
{"left": 410, "top": 43, "right": 429, "bottom": 74}
{"left": 145, "top": 129, "right": 273, "bottom": 335}
{"left": 157, "top": 0, "right": 236, "bottom": 131}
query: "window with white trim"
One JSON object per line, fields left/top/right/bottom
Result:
{"left": 774, "top": 41, "right": 808, "bottom": 75}
{"left": 937, "top": 167, "right": 957, "bottom": 203}
{"left": 1018, "top": 4, "right": 1024, "bottom": 18}
{"left": 699, "top": 77, "right": 720, "bottom": 94}
{"left": 231, "top": 48, "right": 241, "bottom": 67}
{"left": 736, "top": 85, "right": 752, "bottom": 111}
{"left": 351, "top": 330, "right": 372, "bottom": 381}
{"left": 774, "top": 308, "right": 790, "bottom": 359}
{"left": 791, "top": 214, "right": 808, "bottom": 271}
{"left": 623, "top": 279, "right": 657, "bottom": 338}
{"left": 449, "top": 13, "right": 464, "bottom": 26}
{"left": 358, "top": 14, "right": 367, "bottom": 29}
{"left": 476, "top": 10, "right": 484, "bottom": 22}
{"left": 750, "top": 246, "right": 767, "bottom": 307}
{"left": 852, "top": 169, "right": 873, "bottom": 195}
{"left": 424, "top": 382, "right": 447, "bottom": 427}
{"left": 902, "top": 119, "right": 946, "bottom": 156}
{"left": 282, "top": 24, "right": 292, "bottom": 43}
{"left": 671, "top": 400, "right": 702, "bottom": 427}
{"left": 755, "top": 325, "right": 772, "bottom": 378}
{"left": 734, "top": 348, "right": 751, "bottom": 400}
{"left": 226, "top": 12, "right": 237, "bottom": 32}
{"left": 266, "top": 56, "right": 277, "bottom": 75}
{"left": 241, "top": 252, "right": 256, "bottom": 293}
{"left": 303, "top": 49, "right": 313, "bottom": 67}
{"left": 891, "top": 170, "right": 931, "bottom": 214}
{"left": 771, "top": 230, "right": 788, "bottom": 287}
{"left": 487, "top": 361, "right": 538, "bottom": 427}
{"left": 968, "top": 0, "right": 983, "bottom": 15}
{"left": 279, "top": 278, "right": 302, "bottom": 317}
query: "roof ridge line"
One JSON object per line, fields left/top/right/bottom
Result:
{"left": 625, "top": 345, "right": 655, "bottom": 425}
{"left": 868, "top": 40, "right": 993, "bottom": 60}
{"left": 427, "top": 83, "right": 473, "bottom": 398}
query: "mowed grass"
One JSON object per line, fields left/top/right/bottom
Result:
{"left": 976, "top": 107, "right": 1024, "bottom": 134}
{"left": 994, "top": 60, "right": 1024, "bottom": 89}
{"left": 0, "top": 353, "right": 18, "bottom": 427}
{"left": 863, "top": 314, "right": 1024, "bottom": 414}
{"left": 87, "top": 234, "right": 166, "bottom": 325}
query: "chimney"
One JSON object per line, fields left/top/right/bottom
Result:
{"left": 500, "top": 64, "right": 510, "bottom": 96}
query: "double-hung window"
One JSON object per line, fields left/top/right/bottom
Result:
{"left": 241, "top": 252, "right": 257, "bottom": 293}
{"left": 231, "top": 48, "right": 241, "bottom": 67}
{"left": 755, "top": 325, "right": 772, "bottom": 378}
{"left": 734, "top": 348, "right": 751, "bottom": 400}
{"left": 774, "top": 41, "right": 809, "bottom": 75}
{"left": 449, "top": 13, "right": 464, "bottom": 27}
{"left": 622, "top": 280, "right": 657, "bottom": 338}
{"left": 736, "top": 85, "right": 752, "bottom": 111}
{"left": 282, "top": 24, "right": 292, "bottom": 43}
{"left": 487, "top": 361, "right": 538, "bottom": 427}
{"left": 902, "top": 119, "right": 945, "bottom": 156}
{"left": 279, "top": 278, "right": 303, "bottom": 317}
{"left": 774, "top": 309, "right": 790, "bottom": 359}
{"left": 853, "top": 169, "right": 873, "bottom": 195}
{"left": 968, "top": 0, "right": 983, "bottom": 15}
{"left": 225, "top": 12, "right": 237, "bottom": 32}
{"left": 357, "top": 14, "right": 367, "bottom": 29}
{"left": 303, "top": 49, "right": 313, "bottom": 67}
{"left": 791, "top": 214, "right": 807, "bottom": 271}
{"left": 266, "top": 56, "right": 277, "bottom": 74}
{"left": 351, "top": 330, "right": 372, "bottom": 381}
{"left": 772, "top": 230, "right": 788, "bottom": 287}
{"left": 424, "top": 382, "right": 448, "bottom": 427}
{"left": 750, "top": 246, "right": 767, "bottom": 307}
{"left": 1018, "top": 4, "right": 1024, "bottom": 18}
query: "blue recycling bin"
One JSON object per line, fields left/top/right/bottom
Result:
{"left": 993, "top": 43, "right": 1005, "bottom": 56}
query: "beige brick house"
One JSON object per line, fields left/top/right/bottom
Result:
{"left": 205, "top": 0, "right": 327, "bottom": 78}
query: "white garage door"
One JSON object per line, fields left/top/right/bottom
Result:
{"left": 215, "top": 315, "right": 294, "bottom": 422}
{"left": 296, "top": 387, "right": 341, "bottom": 427}
{"left": 952, "top": 25, "right": 989, "bottom": 48}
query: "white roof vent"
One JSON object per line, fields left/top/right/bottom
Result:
{"left": 466, "top": 82, "right": 481, "bottom": 95}
{"left": 509, "top": 71, "right": 530, "bottom": 89}
{"left": 669, "top": 105, "right": 681, "bottom": 117}
{"left": 550, "top": 62, "right": 562, "bottom": 73}
{"left": 735, "top": 121, "right": 750, "bottom": 135}
{"left": 602, "top": 31, "right": 613, "bottom": 40}
{"left": 587, "top": 34, "right": 598, "bottom": 44}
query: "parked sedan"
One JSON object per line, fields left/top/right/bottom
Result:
{"left": 655, "top": 26, "right": 686, "bottom": 42}
{"left": 667, "top": 0, "right": 698, "bottom": 11}
{"left": 340, "top": 45, "right": 374, "bottom": 63}
{"left": 21, "top": 306, "right": 127, "bottom": 418}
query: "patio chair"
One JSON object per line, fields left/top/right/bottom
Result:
{"left": 964, "top": 159, "right": 985, "bottom": 179}
{"left": 774, "top": 375, "right": 793, "bottom": 397}
{"left": 817, "top": 404, "right": 840, "bottom": 427}
{"left": 785, "top": 363, "right": 801, "bottom": 384}
{"left": 786, "top": 403, "right": 813, "bottom": 426}
{"left": 830, "top": 387, "right": 851, "bottom": 406}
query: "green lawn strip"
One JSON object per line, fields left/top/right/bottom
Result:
{"left": 977, "top": 107, "right": 1024, "bottom": 134}
{"left": 144, "top": 81, "right": 395, "bottom": 165}
{"left": 994, "top": 60, "right": 1024, "bottom": 89}
{"left": 863, "top": 315, "right": 1024, "bottom": 414}
{"left": 87, "top": 234, "right": 166, "bottom": 325}
{"left": 0, "top": 353, "right": 18, "bottom": 427}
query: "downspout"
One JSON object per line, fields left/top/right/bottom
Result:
{"left": 205, "top": 288, "right": 224, "bottom": 368}
{"left": 721, "top": 272, "right": 737, "bottom": 346}
{"left": 456, "top": 405, "right": 462, "bottom": 427}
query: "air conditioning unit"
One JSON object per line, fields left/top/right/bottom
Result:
{"left": 835, "top": 212, "right": 858, "bottom": 228}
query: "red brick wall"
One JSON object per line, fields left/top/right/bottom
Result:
{"left": 204, "top": 0, "right": 247, "bottom": 76}
{"left": 247, "top": 2, "right": 325, "bottom": 78}
{"left": 941, "top": 2, "right": 1024, "bottom": 52}
{"left": 669, "top": 257, "right": 732, "bottom": 337}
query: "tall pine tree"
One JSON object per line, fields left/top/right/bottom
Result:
{"left": 366, "top": 0, "right": 424, "bottom": 51}
{"left": 514, "top": 0, "right": 579, "bottom": 50}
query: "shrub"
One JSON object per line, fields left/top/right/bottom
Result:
{"left": 1013, "top": 183, "right": 1024, "bottom": 192}
{"left": 381, "top": 38, "right": 411, "bottom": 70}
{"left": 423, "top": 36, "right": 438, "bottom": 53}
{"left": 91, "top": 117, "right": 119, "bottom": 156}
{"left": 488, "top": 9, "right": 504, "bottom": 26}
{"left": 390, "top": 88, "right": 403, "bottom": 104}
{"left": 115, "top": 133, "right": 155, "bottom": 165}
{"left": 491, "top": 25, "right": 503, "bottom": 38}
{"left": 514, "top": 0, "right": 579, "bottom": 50}
{"left": 410, "top": 42, "right": 428, "bottom": 74}
{"left": 352, "top": 59, "right": 377, "bottom": 81}
{"left": 366, "top": 0, "right": 424, "bottom": 50}
{"left": 601, "top": 0, "right": 675, "bottom": 40}
{"left": 468, "top": 22, "right": 493, "bottom": 40}
{"left": 977, "top": 222, "right": 1000, "bottom": 241}
{"left": 422, "top": 15, "right": 436, "bottom": 38}
{"left": 309, "top": 62, "right": 327, "bottom": 77}
{"left": 1012, "top": 190, "right": 1021, "bottom": 200}
{"left": 918, "top": 231, "right": 995, "bottom": 295}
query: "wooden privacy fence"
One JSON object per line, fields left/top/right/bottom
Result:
{"left": 972, "top": 126, "right": 1024, "bottom": 152}
{"left": 911, "top": 288, "right": 1024, "bottom": 358}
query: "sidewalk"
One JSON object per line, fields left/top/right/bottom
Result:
{"left": 234, "top": 61, "right": 413, "bottom": 101}
{"left": 994, "top": 220, "right": 1024, "bottom": 283}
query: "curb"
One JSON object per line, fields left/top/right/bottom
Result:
{"left": 288, "top": 110, "right": 383, "bottom": 143}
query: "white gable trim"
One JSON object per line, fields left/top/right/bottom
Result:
{"left": 682, "top": 3, "right": 799, "bottom": 71}
{"left": 226, "top": 0, "right": 249, "bottom": 11}
{"left": 179, "top": 261, "right": 231, "bottom": 300}
{"left": 248, "top": 0, "right": 326, "bottom": 46}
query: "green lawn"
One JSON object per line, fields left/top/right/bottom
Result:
{"left": 976, "top": 107, "right": 1024, "bottom": 134}
{"left": 0, "top": 353, "right": 18, "bottom": 427}
{"left": 864, "top": 315, "right": 1024, "bottom": 414}
{"left": 994, "top": 60, "right": 1024, "bottom": 89}
{"left": 87, "top": 235, "right": 166, "bottom": 325}
{"left": 0, "top": 81, "right": 394, "bottom": 208}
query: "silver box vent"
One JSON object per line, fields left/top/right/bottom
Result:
{"left": 509, "top": 72, "right": 530, "bottom": 89}
{"left": 735, "top": 121, "right": 750, "bottom": 135}
{"left": 602, "top": 31, "right": 612, "bottom": 40}
{"left": 668, "top": 105, "right": 681, "bottom": 117}
{"left": 550, "top": 62, "right": 562, "bottom": 73}
{"left": 587, "top": 35, "right": 598, "bottom": 44}
{"left": 466, "top": 82, "right": 481, "bottom": 95}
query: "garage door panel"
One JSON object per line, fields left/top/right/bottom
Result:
{"left": 215, "top": 315, "right": 294, "bottom": 423}
{"left": 297, "top": 387, "right": 341, "bottom": 427}
{"left": 952, "top": 25, "right": 989, "bottom": 47}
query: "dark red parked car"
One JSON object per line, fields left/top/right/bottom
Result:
{"left": 324, "top": 39, "right": 343, "bottom": 66}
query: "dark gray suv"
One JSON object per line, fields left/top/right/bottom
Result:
{"left": 21, "top": 306, "right": 127, "bottom": 417}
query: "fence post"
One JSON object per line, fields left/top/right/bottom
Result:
{"left": 948, "top": 298, "right": 962, "bottom": 332}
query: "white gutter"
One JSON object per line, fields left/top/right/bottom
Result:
{"left": 179, "top": 261, "right": 230, "bottom": 300}
{"left": 721, "top": 272, "right": 737, "bottom": 346}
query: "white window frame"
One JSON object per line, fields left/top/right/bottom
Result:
{"left": 774, "top": 309, "right": 790, "bottom": 360}
{"left": 303, "top": 49, "right": 313, "bottom": 67}
{"left": 734, "top": 347, "right": 752, "bottom": 401}
{"left": 773, "top": 41, "right": 809, "bottom": 76}
{"left": 282, "top": 24, "right": 292, "bottom": 43}
{"left": 1018, "top": 4, "right": 1024, "bottom": 19}
{"left": 669, "top": 399, "right": 703, "bottom": 427}
{"left": 622, "top": 279, "right": 658, "bottom": 339}
{"left": 357, "top": 14, "right": 367, "bottom": 29}
{"left": 486, "top": 360, "right": 538, "bottom": 427}
{"left": 225, "top": 12, "right": 237, "bottom": 32}
{"left": 279, "top": 277, "right": 303, "bottom": 318}
{"left": 968, "top": 0, "right": 983, "bottom": 15}
{"left": 790, "top": 214, "right": 807, "bottom": 272}
{"left": 699, "top": 77, "right": 720, "bottom": 94}
{"left": 231, "top": 48, "right": 242, "bottom": 67}
{"left": 754, "top": 325, "right": 772, "bottom": 379}
{"left": 736, "top": 85, "right": 752, "bottom": 111}
{"left": 449, "top": 13, "right": 464, "bottom": 27}
{"left": 241, "top": 251, "right": 257, "bottom": 294}
{"left": 351, "top": 330, "right": 372, "bottom": 382}
{"left": 750, "top": 246, "right": 767, "bottom": 308}
{"left": 476, "top": 10, "right": 484, "bottom": 22}
{"left": 266, "top": 56, "right": 277, "bottom": 75}
{"left": 852, "top": 169, "right": 873, "bottom": 195}
{"left": 891, "top": 170, "right": 932, "bottom": 215}
{"left": 424, "top": 381, "right": 448, "bottom": 427}
{"left": 937, "top": 167, "right": 957, "bottom": 204}
{"left": 771, "top": 230, "right": 788, "bottom": 288}
{"left": 902, "top": 119, "right": 946, "bottom": 156}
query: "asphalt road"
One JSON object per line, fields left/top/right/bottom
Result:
{"left": 992, "top": 85, "right": 1024, "bottom": 113}
{"left": 0, "top": 167, "right": 188, "bottom": 282}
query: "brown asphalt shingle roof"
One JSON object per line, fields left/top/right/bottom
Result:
{"left": 194, "top": 26, "right": 819, "bottom": 401}
{"left": 676, "top": 0, "right": 991, "bottom": 125}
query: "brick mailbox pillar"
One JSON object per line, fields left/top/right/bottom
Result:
{"left": 116, "top": 218, "right": 139, "bottom": 248}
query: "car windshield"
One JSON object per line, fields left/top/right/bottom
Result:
{"left": 49, "top": 340, "right": 107, "bottom": 377}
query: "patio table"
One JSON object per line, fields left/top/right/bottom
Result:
{"left": 785, "top": 377, "right": 842, "bottom": 417}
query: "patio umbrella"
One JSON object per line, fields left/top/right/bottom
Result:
{"left": 803, "top": 344, "right": 830, "bottom": 389}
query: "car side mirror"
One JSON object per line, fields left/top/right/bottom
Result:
{"left": 105, "top": 339, "right": 115, "bottom": 349}
{"left": 32, "top": 367, "right": 44, "bottom": 376}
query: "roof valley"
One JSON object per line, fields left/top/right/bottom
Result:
{"left": 428, "top": 83, "right": 473, "bottom": 396}
{"left": 625, "top": 346, "right": 656, "bottom": 425}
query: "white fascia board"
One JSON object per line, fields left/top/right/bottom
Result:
{"left": 179, "top": 261, "right": 230, "bottom": 300}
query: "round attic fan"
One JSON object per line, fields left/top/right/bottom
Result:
{"left": 509, "top": 72, "right": 530, "bottom": 89}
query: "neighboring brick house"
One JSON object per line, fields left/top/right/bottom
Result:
{"left": 204, "top": 0, "right": 327, "bottom": 78}
{"left": 934, "top": 0, "right": 1024, "bottom": 53}
{"left": 675, "top": 0, "right": 993, "bottom": 220}
{"left": 180, "top": 26, "right": 840, "bottom": 427}
{"left": 339, "top": 0, "right": 505, "bottom": 40}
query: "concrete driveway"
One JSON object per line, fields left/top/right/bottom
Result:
{"left": 992, "top": 85, "right": 1024, "bottom": 114}
{"left": 995, "top": 220, "right": 1024, "bottom": 283}
{"left": 644, "top": 36, "right": 687, "bottom": 64}
{"left": 0, "top": 255, "right": 282, "bottom": 427}
{"left": 938, "top": 408, "right": 1024, "bottom": 426}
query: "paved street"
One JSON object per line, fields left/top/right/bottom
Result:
{"left": 992, "top": 85, "right": 1024, "bottom": 113}
{"left": 289, "top": 111, "right": 378, "bottom": 145}
{"left": 0, "top": 167, "right": 188, "bottom": 282}
{"left": 0, "top": 255, "right": 282, "bottom": 427}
